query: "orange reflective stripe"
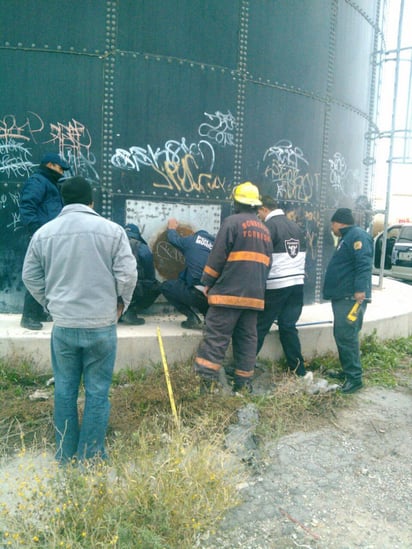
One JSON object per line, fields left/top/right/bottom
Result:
{"left": 227, "top": 251, "right": 270, "bottom": 266}
{"left": 195, "top": 356, "right": 221, "bottom": 372}
{"left": 208, "top": 294, "right": 264, "bottom": 309}
{"left": 234, "top": 369, "right": 254, "bottom": 378}
{"left": 203, "top": 265, "right": 219, "bottom": 278}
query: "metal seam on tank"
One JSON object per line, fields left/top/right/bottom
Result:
{"left": 102, "top": 0, "right": 117, "bottom": 217}
{"left": 233, "top": 0, "right": 249, "bottom": 186}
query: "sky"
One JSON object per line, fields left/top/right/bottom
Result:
{"left": 373, "top": 0, "right": 412, "bottom": 223}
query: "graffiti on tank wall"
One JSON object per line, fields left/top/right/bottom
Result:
{"left": 0, "top": 112, "right": 99, "bottom": 181}
{"left": 198, "top": 110, "right": 236, "bottom": 147}
{"left": 111, "top": 136, "right": 227, "bottom": 196}
{"left": 111, "top": 107, "right": 235, "bottom": 197}
{"left": 262, "top": 140, "right": 319, "bottom": 203}
{"left": 48, "top": 119, "right": 99, "bottom": 181}
{"left": 328, "top": 152, "right": 362, "bottom": 200}
{"left": 1, "top": 191, "right": 21, "bottom": 232}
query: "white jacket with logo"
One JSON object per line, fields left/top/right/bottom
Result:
{"left": 23, "top": 204, "right": 137, "bottom": 328}
{"left": 265, "top": 210, "right": 306, "bottom": 290}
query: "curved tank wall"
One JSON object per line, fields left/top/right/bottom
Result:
{"left": 0, "top": 0, "right": 382, "bottom": 312}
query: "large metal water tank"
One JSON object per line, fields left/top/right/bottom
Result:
{"left": 0, "top": 0, "right": 382, "bottom": 311}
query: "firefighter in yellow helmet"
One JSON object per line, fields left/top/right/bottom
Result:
{"left": 194, "top": 182, "right": 273, "bottom": 394}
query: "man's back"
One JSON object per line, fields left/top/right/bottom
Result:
{"left": 265, "top": 211, "right": 306, "bottom": 290}
{"left": 23, "top": 204, "right": 136, "bottom": 327}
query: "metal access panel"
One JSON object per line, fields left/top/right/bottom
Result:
{"left": 124, "top": 199, "right": 222, "bottom": 280}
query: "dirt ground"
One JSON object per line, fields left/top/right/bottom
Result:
{"left": 198, "top": 381, "right": 412, "bottom": 549}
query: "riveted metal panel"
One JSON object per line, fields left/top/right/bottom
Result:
{"left": 0, "top": 0, "right": 383, "bottom": 311}
{"left": 0, "top": 0, "right": 108, "bottom": 53}
{"left": 109, "top": 55, "right": 237, "bottom": 202}
{"left": 333, "top": 0, "right": 376, "bottom": 112}
{"left": 117, "top": 0, "right": 240, "bottom": 68}
{"left": 247, "top": 0, "right": 332, "bottom": 96}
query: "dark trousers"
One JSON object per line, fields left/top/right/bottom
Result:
{"left": 161, "top": 279, "right": 208, "bottom": 318}
{"left": 331, "top": 299, "right": 366, "bottom": 382}
{"left": 256, "top": 285, "right": 305, "bottom": 374}
{"left": 129, "top": 281, "right": 161, "bottom": 312}
{"left": 194, "top": 307, "right": 258, "bottom": 387}
{"left": 22, "top": 290, "right": 44, "bottom": 320}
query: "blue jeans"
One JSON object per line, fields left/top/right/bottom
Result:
{"left": 51, "top": 325, "right": 117, "bottom": 463}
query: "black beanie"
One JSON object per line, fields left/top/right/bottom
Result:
{"left": 61, "top": 177, "right": 93, "bottom": 206}
{"left": 331, "top": 208, "right": 354, "bottom": 225}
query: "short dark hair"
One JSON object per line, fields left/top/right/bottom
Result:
{"left": 61, "top": 177, "right": 93, "bottom": 206}
{"left": 261, "top": 195, "right": 278, "bottom": 211}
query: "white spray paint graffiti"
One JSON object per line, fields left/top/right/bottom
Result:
{"left": 111, "top": 137, "right": 226, "bottom": 195}
{"left": 111, "top": 137, "right": 215, "bottom": 172}
{"left": 263, "top": 139, "right": 317, "bottom": 202}
{"left": 1, "top": 191, "right": 21, "bottom": 231}
{"left": 47, "top": 119, "right": 99, "bottom": 180}
{"left": 0, "top": 141, "right": 36, "bottom": 177}
{"left": 0, "top": 113, "right": 99, "bottom": 181}
{"left": 198, "top": 110, "right": 236, "bottom": 147}
{"left": 328, "top": 152, "right": 362, "bottom": 199}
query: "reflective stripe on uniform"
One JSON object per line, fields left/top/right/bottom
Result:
{"left": 194, "top": 356, "right": 221, "bottom": 372}
{"left": 228, "top": 251, "right": 271, "bottom": 266}
{"left": 208, "top": 294, "right": 264, "bottom": 309}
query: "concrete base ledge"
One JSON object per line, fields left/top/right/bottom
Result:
{"left": 1, "top": 277, "right": 411, "bottom": 373}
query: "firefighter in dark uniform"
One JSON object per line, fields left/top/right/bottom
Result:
{"left": 161, "top": 218, "right": 215, "bottom": 329}
{"left": 194, "top": 182, "right": 273, "bottom": 393}
{"left": 323, "top": 208, "right": 373, "bottom": 394}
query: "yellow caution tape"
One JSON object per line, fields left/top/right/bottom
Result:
{"left": 157, "top": 326, "right": 180, "bottom": 429}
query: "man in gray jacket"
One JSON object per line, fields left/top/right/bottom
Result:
{"left": 23, "top": 177, "right": 137, "bottom": 464}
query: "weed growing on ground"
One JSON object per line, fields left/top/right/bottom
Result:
{"left": 0, "top": 335, "right": 411, "bottom": 547}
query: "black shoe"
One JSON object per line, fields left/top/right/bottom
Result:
{"left": 232, "top": 380, "right": 253, "bottom": 395}
{"left": 340, "top": 379, "right": 363, "bottom": 394}
{"left": 120, "top": 311, "right": 145, "bottom": 325}
{"left": 199, "top": 377, "right": 213, "bottom": 395}
{"left": 181, "top": 314, "right": 202, "bottom": 330}
{"left": 325, "top": 369, "right": 346, "bottom": 381}
{"left": 39, "top": 311, "right": 53, "bottom": 322}
{"left": 20, "top": 317, "right": 43, "bottom": 330}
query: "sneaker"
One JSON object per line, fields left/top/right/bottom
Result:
{"left": 20, "top": 317, "right": 43, "bottom": 330}
{"left": 181, "top": 314, "right": 202, "bottom": 330}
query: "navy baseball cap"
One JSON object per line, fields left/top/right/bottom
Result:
{"left": 40, "top": 152, "right": 70, "bottom": 170}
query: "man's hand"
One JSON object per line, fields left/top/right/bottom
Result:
{"left": 354, "top": 291, "right": 366, "bottom": 304}
{"left": 117, "top": 297, "right": 124, "bottom": 320}
{"left": 167, "top": 218, "right": 178, "bottom": 230}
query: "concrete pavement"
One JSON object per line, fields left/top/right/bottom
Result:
{"left": 1, "top": 276, "right": 411, "bottom": 373}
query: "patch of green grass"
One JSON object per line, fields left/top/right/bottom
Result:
{"left": 361, "top": 332, "right": 412, "bottom": 387}
{"left": 0, "top": 335, "right": 411, "bottom": 548}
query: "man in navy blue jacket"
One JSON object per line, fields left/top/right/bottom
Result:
{"left": 19, "top": 152, "right": 70, "bottom": 330}
{"left": 323, "top": 208, "right": 373, "bottom": 393}
{"left": 161, "top": 218, "right": 215, "bottom": 329}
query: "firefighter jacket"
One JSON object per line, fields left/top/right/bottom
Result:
{"left": 201, "top": 212, "right": 272, "bottom": 310}
{"left": 265, "top": 209, "right": 306, "bottom": 290}
{"left": 323, "top": 225, "right": 373, "bottom": 301}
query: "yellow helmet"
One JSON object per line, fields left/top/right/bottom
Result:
{"left": 232, "top": 182, "right": 262, "bottom": 206}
